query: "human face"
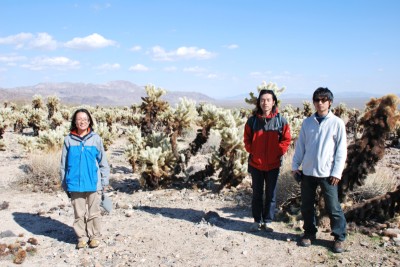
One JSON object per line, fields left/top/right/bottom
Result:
{"left": 260, "top": 93, "right": 275, "bottom": 115}
{"left": 75, "top": 112, "right": 90, "bottom": 133}
{"left": 313, "top": 97, "right": 331, "bottom": 116}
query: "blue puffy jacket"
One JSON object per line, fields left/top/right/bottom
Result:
{"left": 60, "top": 129, "right": 110, "bottom": 192}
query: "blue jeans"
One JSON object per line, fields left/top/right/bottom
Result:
{"left": 301, "top": 175, "right": 347, "bottom": 241}
{"left": 250, "top": 167, "right": 279, "bottom": 223}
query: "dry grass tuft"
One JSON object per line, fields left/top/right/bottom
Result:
{"left": 18, "top": 151, "right": 61, "bottom": 193}
{"left": 277, "top": 147, "right": 300, "bottom": 206}
{"left": 348, "top": 167, "right": 397, "bottom": 202}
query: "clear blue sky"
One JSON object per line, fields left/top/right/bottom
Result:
{"left": 0, "top": 0, "right": 399, "bottom": 99}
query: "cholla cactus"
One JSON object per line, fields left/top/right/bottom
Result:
{"left": 27, "top": 108, "right": 49, "bottom": 136}
{"left": 161, "top": 97, "right": 198, "bottom": 168}
{"left": 140, "top": 84, "right": 170, "bottom": 135}
{"left": 340, "top": 94, "right": 400, "bottom": 197}
{"left": 124, "top": 126, "right": 145, "bottom": 172}
{"left": 96, "top": 122, "right": 117, "bottom": 151}
{"left": 46, "top": 95, "right": 60, "bottom": 119}
{"left": 0, "top": 108, "right": 11, "bottom": 140}
{"left": 32, "top": 94, "right": 45, "bottom": 109}
{"left": 18, "top": 136, "right": 37, "bottom": 152}
{"left": 191, "top": 109, "right": 248, "bottom": 190}
{"left": 333, "top": 103, "right": 349, "bottom": 119}
{"left": 184, "top": 104, "right": 221, "bottom": 165}
{"left": 245, "top": 81, "right": 286, "bottom": 107}
{"left": 36, "top": 126, "right": 67, "bottom": 151}
{"left": 138, "top": 131, "right": 177, "bottom": 188}
{"left": 302, "top": 101, "right": 313, "bottom": 117}
{"left": 50, "top": 112, "right": 65, "bottom": 130}
{"left": 281, "top": 104, "right": 304, "bottom": 142}
{"left": 60, "top": 108, "right": 71, "bottom": 121}
{"left": 12, "top": 112, "right": 29, "bottom": 133}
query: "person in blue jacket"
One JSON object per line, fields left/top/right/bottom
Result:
{"left": 60, "top": 108, "right": 110, "bottom": 249}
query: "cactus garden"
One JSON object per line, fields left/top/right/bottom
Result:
{"left": 0, "top": 83, "right": 399, "bottom": 266}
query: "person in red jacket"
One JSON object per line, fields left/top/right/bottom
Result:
{"left": 244, "top": 89, "right": 291, "bottom": 232}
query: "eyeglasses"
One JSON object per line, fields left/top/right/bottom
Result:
{"left": 76, "top": 118, "right": 89, "bottom": 122}
{"left": 313, "top": 98, "right": 329, "bottom": 103}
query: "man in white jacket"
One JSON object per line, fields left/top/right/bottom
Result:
{"left": 292, "top": 87, "right": 347, "bottom": 253}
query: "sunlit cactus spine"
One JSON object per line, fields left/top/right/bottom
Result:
{"left": 161, "top": 97, "right": 198, "bottom": 171}
{"left": 27, "top": 108, "right": 49, "bottom": 136}
{"left": 95, "top": 122, "right": 116, "bottom": 151}
{"left": 281, "top": 104, "right": 303, "bottom": 143}
{"left": 32, "top": 94, "right": 45, "bottom": 109}
{"left": 302, "top": 101, "right": 313, "bottom": 117}
{"left": 46, "top": 95, "right": 60, "bottom": 119}
{"left": 184, "top": 103, "right": 221, "bottom": 165}
{"left": 50, "top": 112, "right": 65, "bottom": 130}
{"left": 138, "top": 131, "right": 177, "bottom": 188}
{"left": 245, "top": 81, "right": 286, "bottom": 109}
{"left": 124, "top": 125, "right": 144, "bottom": 172}
{"left": 140, "top": 84, "right": 170, "bottom": 135}
{"left": 36, "top": 126, "right": 68, "bottom": 151}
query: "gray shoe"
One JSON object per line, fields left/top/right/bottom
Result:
{"left": 264, "top": 223, "right": 274, "bottom": 232}
{"left": 333, "top": 240, "right": 344, "bottom": 253}
{"left": 249, "top": 222, "right": 264, "bottom": 232}
{"left": 300, "top": 234, "right": 316, "bottom": 247}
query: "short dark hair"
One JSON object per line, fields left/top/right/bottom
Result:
{"left": 313, "top": 87, "right": 334, "bottom": 103}
{"left": 70, "top": 108, "right": 94, "bottom": 131}
{"left": 256, "top": 89, "right": 278, "bottom": 114}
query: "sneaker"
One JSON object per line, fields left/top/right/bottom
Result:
{"left": 333, "top": 240, "right": 344, "bottom": 253}
{"left": 299, "top": 234, "right": 316, "bottom": 247}
{"left": 76, "top": 240, "right": 87, "bottom": 249}
{"left": 264, "top": 223, "right": 274, "bottom": 232}
{"left": 249, "top": 222, "right": 264, "bottom": 232}
{"left": 89, "top": 239, "right": 100, "bottom": 248}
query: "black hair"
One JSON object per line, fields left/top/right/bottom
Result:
{"left": 256, "top": 89, "right": 278, "bottom": 115}
{"left": 313, "top": 87, "right": 334, "bottom": 108}
{"left": 70, "top": 108, "right": 94, "bottom": 132}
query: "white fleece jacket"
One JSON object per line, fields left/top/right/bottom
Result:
{"left": 292, "top": 111, "right": 347, "bottom": 179}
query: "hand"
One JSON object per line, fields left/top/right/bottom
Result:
{"left": 330, "top": 176, "right": 340, "bottom": 186}
{"left": 292, "top": 170, "right": 301, "bottom": 177}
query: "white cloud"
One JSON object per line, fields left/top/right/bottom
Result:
{"left": 129, "top": 64, "right": 150, "bottom": 72}
{"left": 130, "top": 45, "right": 142, "bottom": 52}
{"left": 183, "top": 66, "right": 207, "bottom": 73}
{"left": 0, "top": 55, "right": 27, "bottom": 63}
{"left": 150, "top": 45, "right": 215, "bottom": 61}
{"left": 207, "top": 74, "right": 218, "bottom": 79}
{"left": 163, "top": 66, "right": 177, "bottom": 72}
{"left": 94, "top": 63, "right": 121, "bottom": 70}
{"left": 21, "top": 56, "right": 80, "bottom": 71}
{"left": 29, "top": 32, "right": 57, "bottom": 50}
{"left": 0, "top": 33, "right": 33, "bottom": 49}
{"left": 64, "top": 33, "right": 116, "bottom": 50}
{"left": 377, "top": 68, "right": 384, "bottom": 72}
{"left": 225, "top": 44, "right": 239, "bottom": 49}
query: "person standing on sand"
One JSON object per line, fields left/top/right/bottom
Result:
{"left": 244, "top": 89, "right": 291, "bottom": 232}
{"left": 60, "top": 108, "right": 110, "bottom": 249}
{"left": 292, "top": 87, "right": 347, "bottom": 253}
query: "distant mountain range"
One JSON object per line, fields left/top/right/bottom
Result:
{"left": 0, "top": 81, "right": 397, "bottom": 109}
{"left": 0, "top": 81, "right": 215, "bottom": 107}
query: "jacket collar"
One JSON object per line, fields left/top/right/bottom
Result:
{"left": 256, "top": 107, "right": 279, "bottom": 119}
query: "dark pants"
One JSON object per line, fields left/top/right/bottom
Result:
{"left": 301, "top": 175, "right": 347, "bottom": 241}
{"left": 250, "top": 167, "right": 279, "bottom": 223}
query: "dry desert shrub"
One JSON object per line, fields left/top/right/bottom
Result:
{"left": 276, "top": 147, "right": 299, "bottom": 206}
{"left": 18, "top": 151, "right": 61, "bottom": 193}
{"left": 348, "top": 167, "right": 397, "bottom": 202}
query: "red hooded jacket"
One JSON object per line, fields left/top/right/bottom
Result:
{"left": 243, "top": 109, "right": 291, "bottom": 171}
